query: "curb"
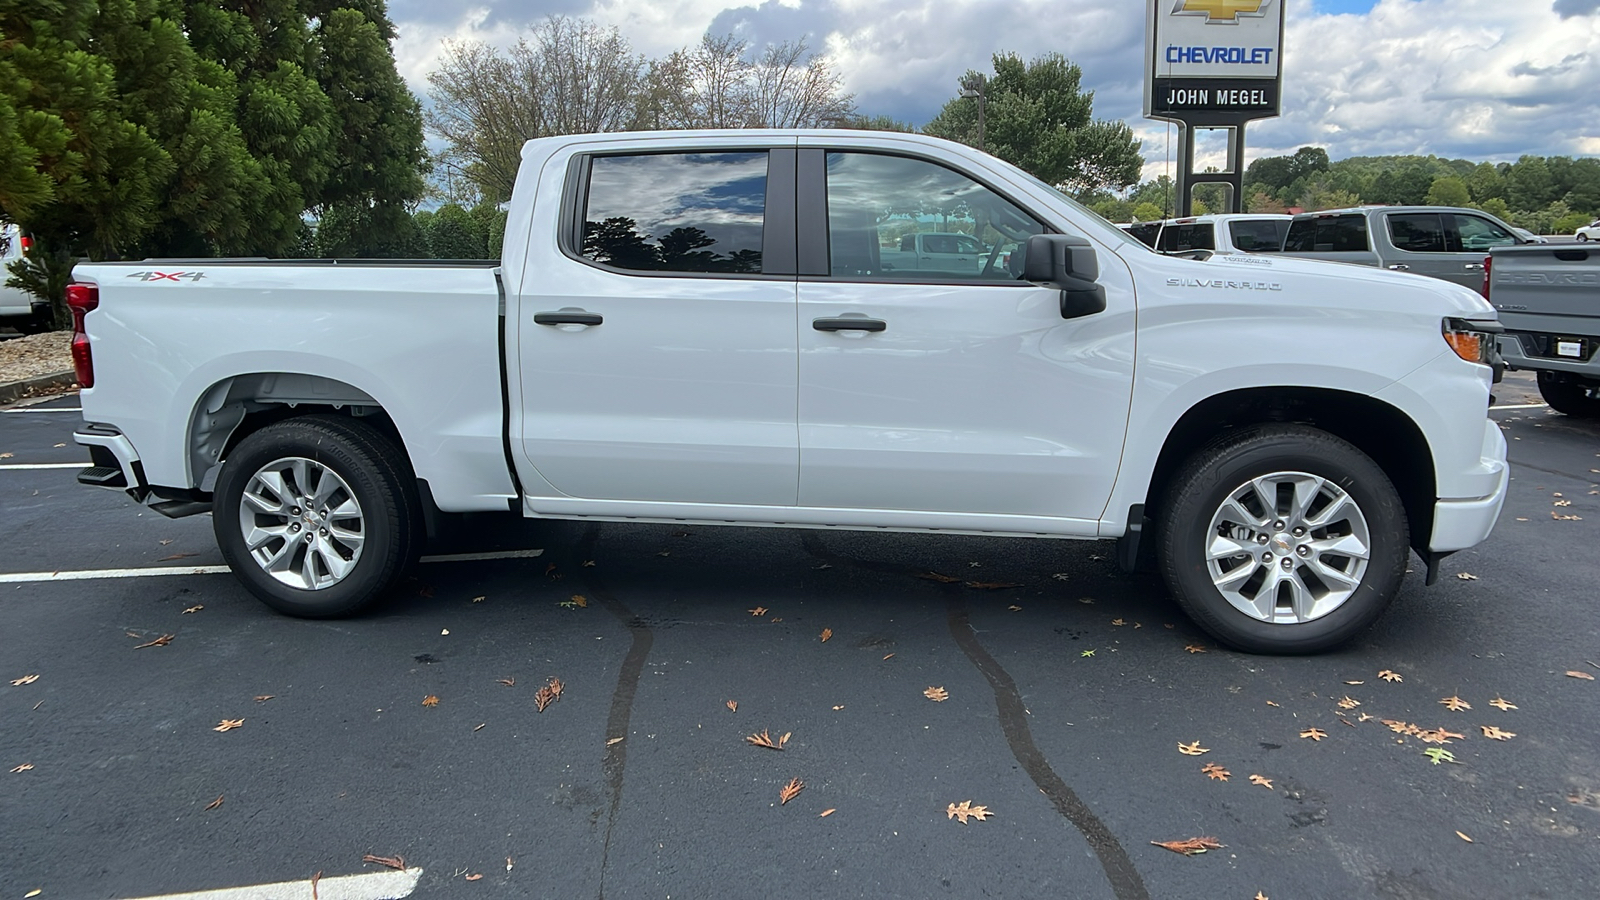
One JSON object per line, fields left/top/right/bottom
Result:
{"left": 0, "top": 371, "right": 78, "bottom": 406}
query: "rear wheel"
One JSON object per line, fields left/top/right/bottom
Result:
{"left": 1157, "top": 425, "right": 1409, "bottom": 654}
{"left": 1538, "top": 372, "right": 1600, "bottom": 418}
{"left": 214, "top": 416, "right": 421, "bottom": 617}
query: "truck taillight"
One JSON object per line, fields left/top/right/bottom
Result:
{"left": 19, "top": 235, "right": 31, "bottom": 254}
{"left": 66, "top": 283, "right": 98, "bottom": 389}
{"left": 1480, "top": 255, "right": 1491, "bottom": 300}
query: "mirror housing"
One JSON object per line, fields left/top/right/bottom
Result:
{"left": 1022, "top": 234, "right": 1107, "bottom": 319}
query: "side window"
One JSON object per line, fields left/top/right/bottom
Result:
{"left": 580, "top": 152, "right": 767, "bottom": 274}
{"left": 1284, "top": 215, "right": 1368, "bottom": 253}
{"left": 1388, "top": 214, "right": 1447, "bottom": 253}
{"left": 1228, "top": 220, "right": 1287, "bottom": 252}
{"left": 823, "top": 152, "right": 1044, "bottom": 281}
{"left": 1158, "top": 224, "right": 1214, "bottom": 253}
{"left": 1452, "top": 215, "right": 1516, "bottom": 252}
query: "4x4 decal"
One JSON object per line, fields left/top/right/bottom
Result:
{"left": 126, "top": 271, "right": 205, "bottom": 282}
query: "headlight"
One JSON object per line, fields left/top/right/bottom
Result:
{"left": 1442, "top": 317, "right": 1502, "bottom": 366}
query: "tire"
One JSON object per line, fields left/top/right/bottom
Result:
{"left": 1537, "top": 372, "right": 1600, "bottom": 418}
{"left": 1157, "top": 425, "right": 1409, "bottom": 655}
{"left": 1578, "top": 234, "right": 1590, "bottom": 242}
{"left": 213, "top": 415, "right": 421, "bottom": 618}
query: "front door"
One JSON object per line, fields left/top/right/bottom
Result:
{"left": 795, "top": 150, "right": 1135, "bottom": 523}
{"left": 517, "top": 149, "right": 799, "bottom": 506}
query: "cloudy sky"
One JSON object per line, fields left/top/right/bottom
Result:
{"left": 388, "top": 0, "right": 1600, "bottom": 179}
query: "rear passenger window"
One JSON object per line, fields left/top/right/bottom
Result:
{"left": 1388, "top": 214, "right": 1447, "bottom": 253}
{"left": 1284, "top": 215, "right": 1369, "bottom": 253}
{"left": 1228, "top": 220, "right": 1287, "bottom": 252}
{"left": 1158, "top": 224, "right": 1215, "bottom": 252}
{"left": 579, "top": 152, "right": 768, "bottom": 274}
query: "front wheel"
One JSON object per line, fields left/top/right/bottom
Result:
{"left": 1579, "top": 234, "right": 1590, "bottom": 242}
{"left": 214, "top": 416, "right": 421, "bottom": 618}
{"left": 1157, "top": 425, "right": 1409, "bottom": 654}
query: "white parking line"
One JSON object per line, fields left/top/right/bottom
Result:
{"left": 1491, "top": 403, "right": 1548, "bottom": 411}
{"left": 0, "top": 548, "right": 544, "bottom": 584}
{"left": 116, "top": 867, "right": 421, "bottom": 900}
{"left": 1, "top": 406, "right": 82, "bottom": 413}
{"left": 0, "top": 462, "right": 88, "bottom": 470}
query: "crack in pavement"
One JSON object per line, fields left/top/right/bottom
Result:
{"left": 800, "top": 533, "right": 1150, "bottom": 900}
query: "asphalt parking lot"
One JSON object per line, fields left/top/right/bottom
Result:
{"left": 2, "top": 375, "right": 1597, "bottom": 900}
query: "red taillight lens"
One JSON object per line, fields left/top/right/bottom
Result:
{"left": 1480, "top": 255, "right": 1492, "bottom": 300}
{"left": 66, "top": 283, "right": 99, "bottom": 389}
{"left": 19, "top": 235, "right": 32, "bottom": 254}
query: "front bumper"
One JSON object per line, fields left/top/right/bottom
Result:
{"left": 1428, "top": 418, "right": 1509, "bottom": 553}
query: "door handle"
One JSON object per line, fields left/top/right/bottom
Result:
{"left": 535, "top": 310, "right": 603, "bottom": 326}
{"left": 1463, "top": 263, "right": 1485, "bottom": 271}
{"left": 813, "top": 317, "right": 887, "bottom": 333}
{"left": 1387, "top": 264, "right": 1410, "bottom": 271}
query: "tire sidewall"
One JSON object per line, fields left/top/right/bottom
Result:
{"left": 1163, "top": 430, "right": 1408, "bottom": 654}
{"left": 214, "top": 420, "right": 403, "bottom": 618}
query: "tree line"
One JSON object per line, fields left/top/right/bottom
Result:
{"left": 1089, "top": 146, "right": 1600, "bottom": 235}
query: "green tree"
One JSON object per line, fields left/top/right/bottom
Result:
{"left": 421, "top": 203, "right": 486, "bottom": 259}
{"left": 1466, "top": 162, "right": 1505, "bottom": 204}
{"left": 845, "top": 114, "right": 916, "bottom": 133}
{"left": 923, "top": 52, "right": 1143, "bottom": 193}
{"left": 1425, "top": 175, "right": 1471, "bottom": 207}
{"left": 1504, "top": 155, "right": 1557, "bottom": 212}
{"left": 1244, "top": 146, "right": 1329, "bottom": 199}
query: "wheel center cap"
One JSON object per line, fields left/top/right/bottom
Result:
{"left": 1272, "top": 534, "right": 1293, "bottom": 554}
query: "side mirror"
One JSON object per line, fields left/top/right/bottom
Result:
{"left": 1022, "top": 234, "right": 1107, "bottom": 319}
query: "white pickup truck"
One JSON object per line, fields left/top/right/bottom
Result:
{"left": 70, "top": 130, "right": 1509, "bottom": 654}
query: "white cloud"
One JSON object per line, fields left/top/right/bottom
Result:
{"left": 391, "top": 0, "right": 1600, "bottom": 172}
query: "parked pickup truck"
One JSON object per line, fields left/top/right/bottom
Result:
{"left": 878, "top": 231, "right": 993, "bottom": 275}
{"left": 71, "top": 130, "right": 1509, "bottom": 654}
{"left": 1280, "top": 206, "right": 1526, "bottom": 290}
{"left": 1487, "top": 244, "right": 1600, "bottom": 417}
{"left": 1153, "top": 214, "right": 1292, "bottom": 256}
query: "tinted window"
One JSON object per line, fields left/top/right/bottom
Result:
{"left": 1452, "top": 214, "right": 1516, "bottom": 252}
{"left": 1284, "top": 215, "right": 1369, "bottom": 253}
{"left": 1388, "top": 214, "right": 1447, "bottom": 253}
{"left": 823, "top": 152, "right": 1044, "bottom": 280}
{"left": 1228, "top": 220, "right": 1288, "bottom": 252}
{"left": 581, "top": 152, "right": 767, "bottom": 274}
{"left": 1158, "top": 223, "right": 1215, "bottom": 252}
{"left": 1123, "top": 223, "right": 1162, "bottom": 247}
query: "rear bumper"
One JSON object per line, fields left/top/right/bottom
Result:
{"left": 1498, "top": 332, "right": 1600, "bottom": 379}
{"left": 1428, "top": 419, "right": 1509, "bottom": 553}
{"left": 74, "top": 426, "right": 146, "bottom": 497}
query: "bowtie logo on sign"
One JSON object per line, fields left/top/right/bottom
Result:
{"left": 1173, "top": 0, "right": 1270, "bottom": 23}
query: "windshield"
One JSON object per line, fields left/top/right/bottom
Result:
{"left": 1001, "top": 163, "right": 1151, "bottom": 252}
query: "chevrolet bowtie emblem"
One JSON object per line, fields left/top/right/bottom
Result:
{"left": 1173, "top": 0, "right": 1270, "bottom": 23}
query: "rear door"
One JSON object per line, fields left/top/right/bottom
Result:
{"left": 516, "top": 148, "right": 800, "bottom": 506}
{"left": 794, "top": 148, "right": 1135, "bottom": 523}
{"left": 1446, "top": 213, "right": 1517, "bottom": 289}
{"left": 1383, "top": 212, "right": 1459, "bottom": 282}
{"left": 1282, "top": 214, "right": 1378, "bottom": 267}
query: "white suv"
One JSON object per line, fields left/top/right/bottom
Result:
{"left": 1576, "top": 220, "right": 1600, "bottom": 243}
{"left": 1, "top": 224, "right": 50, "bottom": 333}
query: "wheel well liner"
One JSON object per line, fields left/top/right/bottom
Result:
{"left": 1144, "top": 388, "right": 1436, "bottom": 553}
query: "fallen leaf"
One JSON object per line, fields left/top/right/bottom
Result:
{"left": 656, "top": 551, "right": 670, "bottom": 557}
{"left": 966, "top": 581, "right": 1022, "bottom": 590}
{"left": 547, "top": 678, "right": 563, "bottom": 701}
{"left": 1337, "top": 696, "right": 1361, "bottom": 710}
{"left": 558, "top": 595, "right": 588, "bottom": 609}
{"left": 819, "top": 628, "right": 832, "bottom": 643}
{"left": 25, "top": 890, "right": 40, "bottom": 899}
{"left": 1358, "top": 713, "right": 1376, "bottom": 722}
{"left": 465, "top": 874, "right": 483, "bottom": 882}
{"left": 440, "top": 629, "right": 450, "bottom": 635}
{"left": 819, "top": 808, "right": 836, "bottom": 818}
{"left": 1424, "top": 747, "right": 1457, "bottom": 765}
{"left": 1265, "top": 701, "right": 1280, "bottom": 707}
{"left": 534, "top": 679, "right": 560, "bottom": 713}
{"left": 1185, "top": 644, "right": 1207, "bottom": 654}
{"left": 1455, "top": 573, "right": 1478, "bottom": 581}
{"left": 158, "top": 552, "right": 199, "bottom": 561}
{"left": 422, "top": 695, "right": 440, "bottom": 707}
{"left": 1554, "top": 500, "right": 1573, "bottom": 507}
{"left": 362, "top": 854, "right": 406, "bottom": 871}
{"left": 159, "top": 539, "right": 174, "bottom": 545}
{"left": 133, "top": 634, "right": 174, "bottom": 649}
{"left": 1081, "top": 649, "right": 1096, "bottom": 657}
{"left": 1415, "top": 728, "right": 1462, "bottom": 745}
{"left": 1300, "top": 728, "right": 1327, "bottom": 741}
{"left": 1488, "top": 697, "right": 1517, "bottom": 710}
{"left": 1052, "top": 573, "right": 1070, "bottom": 580}
{"left": 1007, "top": 605, "right": 1022, "bottom": 611}
{"left": 832, "top": 705, "right": 844, "bottom": 710}
{"left": 249, "top": 695, "right": 274, "bottom": 704}
{"left": 746, "top": 729, "right": 788, "bottom": 750}
{"left": 1149, "top": 836, "right": 1223, "bottom": 856}
{"left": 506, "top": 858, "right": 514, "bottom": 871}
{"left": 1480, "top": 725, "right": 1516, "bottom": 741}
{"left": 10, "top": 763, "right": 34, "bottom": 773}
{"left": 312, "top": 871, "right": 322, "bottom": 900}
{"left": 1379, "top": 669, "right": 1404, "bottom": 682}
{"left": 1201, "top": 762, "right": 1230, "bottom": 781}
{"left": 182, "top": 605, "right": 203, "bottom": 614}
{"left": 779, "top": 777, "right": 804, "bottom": 805}
{"left": 1440, "top": 696, "right": 1472, "bottom": 712}
{"left": 1256, "top": 893, "right": 1269, "bottom": 900}
{"left": 726, "top": 700, "right": 737, "bottom": 712}
{"left": 1249, "top": 774, "right": 1273, "bottom": 790}
{"left": 1456, "top": 831, "right": 1473, "bottom": 843}
{"left": 1566, "top": 670, "right": 1596, "bottom": 681}
{"left": 748, "top": 606, "right": 768, "bottom": 616}
{"left": 882, "top": 653, "right": 894, "bottom": 660}
{"left": 946, "top": 800, "right": 993, "bottom": 824}
{"left": 472, "top": 723, "right": 485, "bottom": 732}
{"left": 1551, "top": 512, "right": 1583, "bottom": 521}
{"left": 10, "top": 674, "right": 39, "bottom": 686}
{"left": 1079, "top": 597, "right": 1095, "bottom": 604}
{"left": 213, "top": 719, "right": 244, "bottom": 732}
{"left": 204, "top": 795, "right": 224, "bottom": 811}
{"left": 497, "top": 677, "right": 515, "bottom": 687}
{"left": 583, "top": 560, "right": 596, "bottom": 567}
{"left": 1178, "top": 741, "right": 1209, "bottom": 756}
{"left": 472, "top": 596, "right": 485, "bottom": 603}
{"left": 768, "top": 618, "right": 783, "bottom": 623}
{"left": 606, "top": 737, "right": 624, "bottom": 746}
{"left": 1344, "top": 680, "right": 1365, "bottom": 685}
{"left": 917, "top": 572, "right": 962, "bottom": 584}
{"left": 924, "top": 686, "right": 949, "bottom": 702}
{"left": 1111, "top": 618, "right": 1125, "bottom": 626}
{"left": 0, "top": 453, "right": 12, "bottom": 459}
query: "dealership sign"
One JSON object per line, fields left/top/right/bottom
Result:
{"left": 1145, "top": 0, "right": 1285, "bottom": 124}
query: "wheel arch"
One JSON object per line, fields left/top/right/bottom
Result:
{"left": 1142, "top": 387, "right": 1436, "bottom": 555}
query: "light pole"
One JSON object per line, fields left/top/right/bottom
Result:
{"left": 959, "top": 73, "right": 986, "bottom": 153}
